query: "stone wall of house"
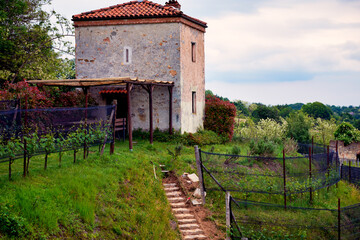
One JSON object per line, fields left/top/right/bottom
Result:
{"left": 330, "top": 140, "right": 360, "bottom": 160}
{"left": 179, "top": 23, "right": 205, "bottom": 133}
{"left": 75, "top": 23, "right": 182, "bottom": 131}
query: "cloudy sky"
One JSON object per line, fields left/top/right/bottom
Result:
{"left": 48, "top": 0, "right": 360, "bottom": 106}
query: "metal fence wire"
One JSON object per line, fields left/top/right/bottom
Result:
{"left": 228, "top": 196, "right": 360, "bottom": 240}
{"left": 0, "top": 105, "right": 116, "bottom": 162}
{"left": 198, "top": 145, "right": 360, "bottom": 240}
{"left": 199, "top": 149, "right": 340, "bottom": 195}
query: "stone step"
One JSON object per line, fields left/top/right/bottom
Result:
{"left": 178, "top": 218, "right": 197, "bottom": 224}
{"left": 179, "top": 223, "right": 200, "bottom": 230}
{"left": 166, "top": 191, "right": 182, "bottom": 197}
{"left": 164, "top": 187, "right": 180, "bottom": 191}
{"left": 175, "top": 213, "right": 194, "bottom": 219}
{"left": 183, "top": 234, "right": 207, "bottom": 240}
{"left": 170, "top": 202, "right": 186, "bottom": 208}
{"left": 172, "top": 208, "right": 190, "bottom": 214}
{"left": 163, "top": 183, "right": 176, "bottom": 187}
{"left": 168, "top": 197, "right": 186, "bottom": 203}
{"left": 181, "top": 228, "right": 204, "bottom": 235}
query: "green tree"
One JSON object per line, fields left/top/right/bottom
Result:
{"left": 233, "top": 100, "right": 250, "bottom": 116}
{"left": 252, "top": 104, "right": 279, "bottom": 122}
{"left": 301, "top": 102, "right": 333, "bottom": 120}
{"left": 286, "top": 112, "right": 311, "bottom": 143}
{"left": 334, "top": 122, "right": 360, "bottom": 146}
{"left": 0, "top": 0, "right": 73, "bottom": 85}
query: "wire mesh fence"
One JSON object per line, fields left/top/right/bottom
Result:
{"left": 0, "top": 105, "right": 116, "bottom": 179}
{"left": 199, "top": 149, "right": 340, "bottom": 195}
{"left": 341, "top": 164, "right": 360, "bottom": 187}
{"left": 196, "top": 144, "right": 360, "bottom": 239}
{"left": 228, "top": 195, "right": 360, "bottom": 240}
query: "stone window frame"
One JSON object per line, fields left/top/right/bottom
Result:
{"left": 192, "top": 91, "right": 196, "bottom": 114}
{"left": 191, "top": 42, "right": 196, "bottom": 62}
{"left": 124, "top": 46, "right": 132, "bottom": 65}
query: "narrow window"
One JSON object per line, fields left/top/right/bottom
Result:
{"left": 192, "top": 91, "right": 196, "bottom": 114}
{"left": 124, "top": 47, "right": 132, "bottom": 64}
{"left": 191, "top": 42, "right": 196, "bottom": 62}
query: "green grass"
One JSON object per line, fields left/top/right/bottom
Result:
{"left": 1, "top": 138, "right": 359, "bottom": 239}
{"left": 0, "top": 140, "right": 186, "bottom": 239}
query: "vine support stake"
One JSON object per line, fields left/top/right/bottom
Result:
{"left": 110, "top": 100, "right": 117, "bottom": 155}
{"left": 225, "top": 191, "right": 231, "bottom": 240}
{"left": 283, "top": 149, "right": 287, "bottom": 210}
{"left": 338, "top": 198, "right": 341, "bottom": 240}
{"left": 309, "top": 147, "right": 313, "bottom": 204}
{"left": 349, "top": 161, "right": 351, "bottom": 182}
{"left": 327, "top": 146, "right": 330, "bottom": 191}
{"left": 195, "top": 145, "right": 206, "bottom": 205}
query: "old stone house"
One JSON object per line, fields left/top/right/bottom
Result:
{"left": 72, "top": 0, "right": 207, "bottom": 134}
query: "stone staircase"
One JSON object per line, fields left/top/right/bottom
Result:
{"left": 163, "top": 182, "right": 207, "bottom": 240}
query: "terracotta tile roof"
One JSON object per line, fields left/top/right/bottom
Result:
{"left": 72, "top": 0, "right": 207, "bottom": 27}
{"left": 99, "top": 89, "right": 128, "bottom": 95}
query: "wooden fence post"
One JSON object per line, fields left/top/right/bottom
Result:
{"left": 309, "top": 147, "right": 313, "bottom": 204}
{"left": 195, "top": 145, "right": 206, "bottom": 205}
{"left": 226, "top": 191, "right": 231, "bottom": 240}
{"left": 338, "top": 198, "right": 341, "bottom": 240}
{"left": 110, "top": 100, "right": 117, "bottom": 155}
{"left": 283, "top": 149, "right": 287, "bottom": 210}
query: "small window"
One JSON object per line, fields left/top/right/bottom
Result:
{"left": 124, "top": 47, "right": 132, "bottom": 64}
{"left": 191, "top": 42, "right": 196, "bottom": 62}
{"left": 192, "top": 91, "right": 196, "bottom": 114}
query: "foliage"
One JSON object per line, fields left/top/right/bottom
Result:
{"left": 310, "top": 118, "right": 337, "bottom": 145}
{"left": 184, "top": 130, "right": 225, "bottom": 146}
{"left": 302, "top": 102, "right": 333, "bottom": 120}
{"left": 286, "top": 112, "right": 311, "bottom": 143}
{"left": 0, "top": 0, "right": 74, "bottom": 84}
{"left": 204, "top": 94, "right": 236, "bottom": 141}
{"left": 237, "top": 118, "right": 287, "bottom": 143}
{"left": 232, "top": 100, "right": 250, "bottom": 116}
{"left": 0, "top": 80, "right": 96, "bottom": 108}
{"left": 334, "top": 122, "right": 360, "bottom": 146}
{"left": 249, "top": 139, "right": 276, "bottom": 157}
{"left": 252, "top": 104, "right": 279, "bottom": 122}
{"left": 0, "top": 205, "right": 27, "bottom": 237}
{"left": 283, "top": 138, "right": 299, "bottom": 155}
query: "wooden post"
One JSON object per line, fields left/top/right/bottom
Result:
{"left": 110, "top": 100, "right": 117, "bottom": 155}
{"left": 309, "top": 147, "right": 313, "bottom": 204}
{"left": 9, "top": 158, "right": 12, "bottom": 181}
{"left": 195, "top": 145, "right": 206, "bottom": 205}
{"left": 226, "top": 191, "right": 231, "bottom": 240}
{"left": 349, "top": 161, "right": 351, "bottom": 183}
{"left": 312, "top": 136, "right": 314, "bottom": 155}
{"left": 338, "top": 198, "right": 341, "bottom": 240}
{"left": 336, "top": 141, "right": 339, "bottom": 188}
{"left": 127, "top": 83, "right": 133, "bottom": 151}
{"left": 327, "top": 146, "right": 330, "bottom": 191}
{"left": 23, "top": 95, "right": 28, "bottom": 178}
{"left": 148, "top": 85, "right": 154, "bottom": 144}
{"left": 168, "top": 86, "right": 173, "bottom": 135}
{"left": 83, "top": 87, "right": 89, "bottom": 159}
{"left": 283, "top": 149, "right": 287, "bottom": 210}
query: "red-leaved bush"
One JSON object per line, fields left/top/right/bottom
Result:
{"left": 204, "top": 94, "right": 236, "bottom": 141}
{"left": 0, "top": 80, "right": 94, "bottom": 108}
{"left": 0, "top": 80, "right": 53, "bottom": 109}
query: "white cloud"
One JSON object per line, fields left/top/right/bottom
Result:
{"left": 206, "top": 73, "right": 360, "bottom": 106}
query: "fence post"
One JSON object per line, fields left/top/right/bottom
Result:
{"left": 338, "top": 198, "right": 341, "bottom": 240}
{"left": 283, "top": 149, "right": 287, "bottom": 210}
{"left": 327, "top": 146, "right": 330, "bottom": 191}
{"left": 226, "top": 191, "right": 231, "bottom": 240}
{"left": 349, "top": 161, "right": 351, "bottom": 183}
{"left": 195, "top": 145, "right": 206, "bottom": 205}
{"left": 110, "top": 100, "right": 117, "bottom": 155}
{"left": 309, "top": 147, "right": 313, "bottom": 204}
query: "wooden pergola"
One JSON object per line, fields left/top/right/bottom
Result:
{"left": 27, "top": 77, "right": 175, "bottom": 151}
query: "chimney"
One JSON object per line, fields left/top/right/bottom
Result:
{"left": 165, "top": 0, "right": 181, "bottom": 10}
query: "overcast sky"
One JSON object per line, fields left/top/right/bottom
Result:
{"left": 48, "top": 0, "right": 360, "bottom": 106}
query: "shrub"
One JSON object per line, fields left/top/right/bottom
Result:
{"left": 334, "top": 122, "right": 360, "bottom": 146}
{"left": 204, "top": 94, "right": 236, "bottom": 141}
{"left": 286, "top": 112, "right": 311, "bottom": 143}
{"left": 0, "top": 205, "right": 28, "bottom": 237}
{"left": 184, "top": 130, "right": 225, "bottom": 146}
{"left": 249, "top": 139, "right": 276, "bottom": 157}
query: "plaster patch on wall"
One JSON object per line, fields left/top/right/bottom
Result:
{"left": 169, "top": 70, "right": 177, "bottom": 77}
